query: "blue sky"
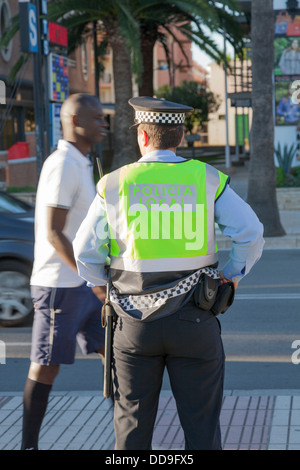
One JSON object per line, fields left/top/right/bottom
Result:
{"left": 192, "top": 32, "right": 234, "bottom": 69}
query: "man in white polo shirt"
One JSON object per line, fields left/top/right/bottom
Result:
{"left": 21, "top": 94, "right": 108, "bottom": 450}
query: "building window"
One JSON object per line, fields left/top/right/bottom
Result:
{"left": 0, "top": 0, "right": 13, "bottom": 62}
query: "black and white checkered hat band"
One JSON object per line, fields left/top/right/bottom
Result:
{"left": 110, "top": 267, "right": 220, "bottom": 312}
{"left": 135, "top": 110, "right": 185, "bottom": 125}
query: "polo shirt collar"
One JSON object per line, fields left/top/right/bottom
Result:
{"left": 57, "top": 139, "right": 91, "bottom": 166}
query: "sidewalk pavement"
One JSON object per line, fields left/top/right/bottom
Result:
{"left": 2, "top": 389, "right": 300, "bottom": 450}
{"left": 1, "top": 159, "right": 300, "bottom": 451}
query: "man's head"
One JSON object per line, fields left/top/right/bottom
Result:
{"left": 128, "top": 96, "right": 192, "bottom": 155}
{"left": 137, "top": 123, "right": 184, "bottom": 154}
{"left": 60, "top": 94, "right": 108, "bottom": 150}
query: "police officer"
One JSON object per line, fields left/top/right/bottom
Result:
{"left": 73, "top": 96, "right": 264, "bottom": 450}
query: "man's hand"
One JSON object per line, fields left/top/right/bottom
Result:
{"left": 92, "top": 285, "right": 107, "bottom": 303}
{"left": 219, "top": 271, "right": 238, "bottom": 290}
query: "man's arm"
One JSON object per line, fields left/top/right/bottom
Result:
{"left": 47, "top": 206, "right": 77, "bottom": 272}
{"left": 48, "top": 204, "right": 107, "bottom": 303}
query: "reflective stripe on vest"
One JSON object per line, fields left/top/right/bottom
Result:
{"left": 97, "top": 160, "right": 229, "bottom": 273}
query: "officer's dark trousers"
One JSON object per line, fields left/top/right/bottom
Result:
{"left": 112, "top": 301, "right": 225, "bottom": 450}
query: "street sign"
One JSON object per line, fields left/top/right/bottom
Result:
{"left": 48, "top": 53, "right": 69, "bottom": 102}
{"left": 50, "top": 102, "right": 62, "bottom": 148}
{"left": 48, "top": 22, "right": 68, "bottom": 47}
{"left": 19, "top": 2, "right": 38, "bottom": 53}
{"left": 40, "top": 0, "right": 47, "bottom": 15}
{"left": 28, "top": 4, "right": 38, "bottom": 52}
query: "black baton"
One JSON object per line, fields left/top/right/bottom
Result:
{"left": 101, "top": 266, "right": 114, "bottom": 399}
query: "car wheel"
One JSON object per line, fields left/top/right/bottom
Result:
{"left": 0, "top": 259, "right": 33, "bottom": 327}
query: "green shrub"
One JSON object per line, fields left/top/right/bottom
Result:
{"left": 276, "top": 166, "right": 300, "bottom": 187}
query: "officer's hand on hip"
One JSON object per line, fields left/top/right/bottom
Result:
{"left": 219, "top": 271, "right": 238, "bottom": 290}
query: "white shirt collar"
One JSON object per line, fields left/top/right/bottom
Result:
{"left": 57, "top": 139, "right": 91, "bottom": 166}
{"left": 138, "top": 149, "right": 186, "bottom": 163}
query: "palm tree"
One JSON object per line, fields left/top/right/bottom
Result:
{"left": 247, "top": 0, "right": 285, "bottom": 237}
{"left": 137, "top": 0, "right": 244, "bottom": 96}
{"left": 47, "top": 0, "right": 243, "bottom": 168}
{"left": 46, "top": 0, "right": 143, "bottom": 171}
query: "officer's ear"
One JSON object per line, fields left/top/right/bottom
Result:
{"left": 143, "top": 130, "right": 149, "bottom": 147}
{"left": 139, "top": 128, "right": 149, "bottom": 147}
{"left": 179, "top": 129, "right": 185, "bottom": 146}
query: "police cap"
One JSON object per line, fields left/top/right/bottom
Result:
{"left": 129, "top": 96, "right": 193, "bottom": 128}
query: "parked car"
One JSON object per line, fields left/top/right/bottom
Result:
{"left": 0, "top": 191, "right": 34, "bottom": 326}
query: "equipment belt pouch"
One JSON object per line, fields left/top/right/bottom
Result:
{"left": 193, "top": 273, "right": 218, "bottom": 311}
{"left": 193, "top": 274, "right": 235, "bottom": 316}
{"left": 211, "top": 282, "right": 235, "bottom": 316}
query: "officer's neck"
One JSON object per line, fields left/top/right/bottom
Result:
{"left": 141, "top": 145, "right": 176, "bottom": 156}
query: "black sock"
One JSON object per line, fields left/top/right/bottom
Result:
{"left": 21, "top": 378, "right": 52, "bottom": 450}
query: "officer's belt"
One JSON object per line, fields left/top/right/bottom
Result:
{"left": 110, "top": 267, "right": 220, "bottom": 312}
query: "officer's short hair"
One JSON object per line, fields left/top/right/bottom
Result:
{"left": 139, "top": 123, "right": 184, "bottom": 149}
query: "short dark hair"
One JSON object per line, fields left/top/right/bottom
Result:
{"left": 139, "top": 123, "right": 184, "bottom": 149}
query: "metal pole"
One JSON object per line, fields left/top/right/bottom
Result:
{"left": 44, "top": 55, "right": 51, "bottom": 156}
{"left": 234, "top": 52, "right": 240, "bottom": 163}
{"left": 242, "top": 107, "right": 246, "bottom": 156}
{"left": 93, "top": 20, "right": 100, "bottom": 98}
{"left": 33, "top": 0, "right": 45, "bottom": 180}
{"left": 93, "top": 20, "right": 103, "bottom": 168}
{"left": 235, "top": 107, "right": 240, "bottom": 162}
{"left": 42, "top": 2, "right": 51, "bottom": 157}
{"left": 223, "top": 31, "right": 231, "bottom": 169}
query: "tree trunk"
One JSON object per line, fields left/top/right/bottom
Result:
{"left": 110, "top": 30, "right": 139, "bottom": 170}
{"left": 139, "top": 28, "right": 157, "bottom": 96}
{"left": 247, "top": 0, "right": 285, "bottom": 237}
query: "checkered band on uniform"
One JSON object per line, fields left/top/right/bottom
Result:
{"left": 110, "top": 267, "right": 220, "bottom": 312}
{"left": 135, "top": 110, "right": 185, "bottom": 125}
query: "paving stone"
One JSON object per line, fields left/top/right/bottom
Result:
{"left": 2, "top": 391, "right": 300, "bottom": 450}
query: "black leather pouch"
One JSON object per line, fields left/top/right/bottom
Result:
{"left": 193, "top": 274, "right": 218, "bottom": 310}
{"left": 211, "top": 282, "right": 235, "bottom": 316}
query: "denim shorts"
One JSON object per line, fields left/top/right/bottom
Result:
{"left": 30, "top": 283, "right": 105, "bottom": 365}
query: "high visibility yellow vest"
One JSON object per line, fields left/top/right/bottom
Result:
{"left": 97, "top": 159, "right": 229, "bottom": 273}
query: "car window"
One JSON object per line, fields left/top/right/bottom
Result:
{"left": 0, "top": 192, "right": 32, "bottom": 214}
